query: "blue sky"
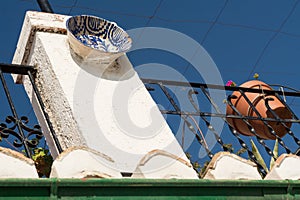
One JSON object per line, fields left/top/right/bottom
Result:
{"left": 1, "top": 0, "right": 300, "bottom": 168}
{"left": 0, "top": 1, "right": 298, "bottom": 88}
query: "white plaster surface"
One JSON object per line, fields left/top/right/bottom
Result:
{"left": 23, "top": 32, "right": 85, "bottom": 153}
{"left": 265, "top": 154, "right": 300, "bottom": 180}
{"left": 12, "top": 11, "right": 72, "bottom": 158}
{"left": 36, "top": 31, "right": 191, "bottom": 173}
{"left": 13, "top": 11, "right": 67, "bottom": 67}
{"left": 203, "top": 152, "right": 262, "bottom": 180}
{"left": 0, "top": 147, "right": 38, "bottom": 178}
{"left": 12, "top": 11, "right": 196, "bottom": 177}
{"left": 50, "top": 147, "right": 121, "bottom": 178}
{"left": 132, "top": 150, "right": 199, "bottom": 179}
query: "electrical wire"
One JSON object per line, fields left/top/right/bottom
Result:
{"left": 68, "top": 0, "right": 78, "bottom": 15}
{"left": 135, "top": 0, "right": 164, "bottom": 45}
{"left": 165, "top": 0, "right": 229, "bottom": 112}
{"left": 247, "top": 0, "right": 300, "bottom": 80}
{"left": 21, "top": 0, "right": 300, "bottom": 40}
{"left": 36, "top": 0, "right": 53, "bottom": 13}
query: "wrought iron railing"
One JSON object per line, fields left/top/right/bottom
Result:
{"left": 1, "top": 63, "right": 299, "bottom": 178}
{"left": 142, "top": 78, "right": 300, "bottom": 177}
{"left": 0, "top": 63, "right": 62, "bottom": 158}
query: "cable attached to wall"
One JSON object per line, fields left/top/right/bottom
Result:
{"left": 37, "top": 0, "right": 53, "bottom": 13}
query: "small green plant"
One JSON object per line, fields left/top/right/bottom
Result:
{"left": 226, "top": 72, "right": 260, "bottom": 87}
{"left": 22, "top": 145, "right": 54, "bottom": 178}
{"left": 253, "top": 73, "right": 259, "bottom": 79}
{"left": 31, "top": 147, "right": 53, "bottom": 177}
{"left": 186, "top": 144, "right": 248, "bottom": 177}
{"left": 186, "top": 153, "right": 204, "bottom": 177}
{"left": 250, "top": 139, "right": 278, "bottom": 174}
{"left": 223, "top": 143, "right": 234, "bottom": 153}
{"left": 222, "top": 143, "right": 247, "bottom": 156}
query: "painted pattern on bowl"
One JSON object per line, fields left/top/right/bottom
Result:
{"left": 66, "top": 15, "right": 132, "bottom": 53}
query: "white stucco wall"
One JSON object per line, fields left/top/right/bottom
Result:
{"left": 0, "top": 147, "right": 38, "bottom": 178}
{"left": 12, "top": 11, "right": 197, "bottom": 177}
{"left": 33, "top": 31, "right": 192, "bottom": 172}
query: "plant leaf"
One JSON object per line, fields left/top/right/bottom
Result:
{"left": 223, "top": 143, "right": 234, "bottom": 153}
{"left": 236, "top": 147, "right": 247, "bottom": 156}
{"left": 250, "top": 139, "right": 268, "bottom": 173}
{"left": 199, "top": 161, "right": 210, "bottom": 178}
{"left": 253, "top": 73, "right": 259, "bottom": 79}
{"left": 270, "top": 139, "right": 278, "bottom": 170}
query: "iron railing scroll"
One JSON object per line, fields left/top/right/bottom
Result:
{"left": 0, "top": 63, "right": 62, "bottom": 158}
{"left": 142, "top": 78, "right": 300, "bottom": 177}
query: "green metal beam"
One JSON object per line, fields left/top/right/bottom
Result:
{"left": 0, "top": 179, "right": 298, "bottom": 199}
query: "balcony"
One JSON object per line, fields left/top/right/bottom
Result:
{"left": 0, "top": 62, "right": 299, "bottom": 180}
{"left": 143, "top": 78, "right": 300, "bottom": 179}
{"left": 0, "top": 10, "right": 299, "bottom": 199}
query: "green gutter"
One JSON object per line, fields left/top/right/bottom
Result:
{"left": 0, "top": 178, "right": 299, "bottom": 200}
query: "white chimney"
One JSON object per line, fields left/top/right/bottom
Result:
{"left": 12, "top": 11, "right": 198, "bottom": 178}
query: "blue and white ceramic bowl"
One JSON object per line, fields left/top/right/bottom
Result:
{"left": 66, "top": 15, "right": 132, "bottom": 62}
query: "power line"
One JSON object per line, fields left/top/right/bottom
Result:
{"left": 21, "top": 0, "right": 300, "bottom": 40}
{"left": 165, "top": 0, "right": 229, "bottom": 112}
{"left": 135, "top": 0, "right": 164, "bottom": 44}
{"left": 247, "top": 0, "right": 300, "bottom": 80}
{"left": 146, "top": 0, "right": 164, "bottom": 25}
{"left": 180, "top": 0, "right": 229, "bottom": 82}
{"left": 148, "top": 15, "right": 300, "bottom": 39}
{"left": 179, "top": 0, "right": 229, "bottom": 84}
{"left": 69, "top": 5, "right": 150, "bottom": 18}
{"left": 68, "top": 0, "right": 78, "bottom": 15}
{"left": 22, "top": 0, "right": 300, "bottom": 84}
{"left": 201, "top": 0, "right": 229, "bottom": 44}
{"left": 37, "top": 0, "right": 53, "bottom": 13}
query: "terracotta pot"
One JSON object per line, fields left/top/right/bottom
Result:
{"left": 226, "top": 80, "right": 292, "bottom": 140}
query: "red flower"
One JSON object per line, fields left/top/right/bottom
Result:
{"left": 226, "top": 80, "right": 236, "bottom": 87}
